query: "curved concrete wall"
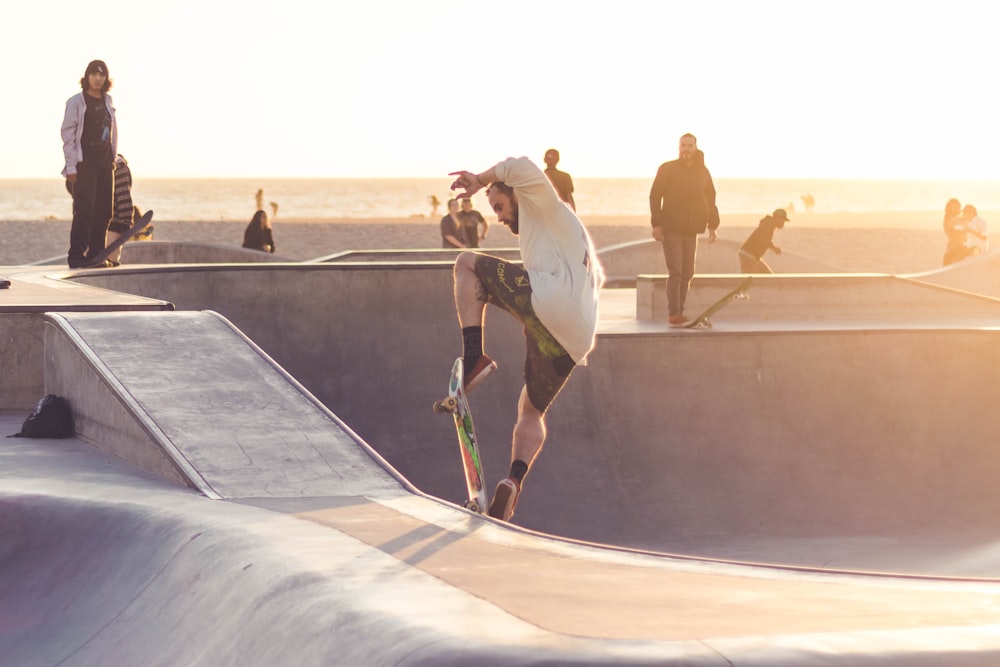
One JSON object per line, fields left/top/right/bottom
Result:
{"left": 120, "top": 241, "right": 292, "bottom": 264}
{"left": 600, "top": 238, "right": 843, "bottom": 285}
{"left": 73, "top": 264, "right": 1000, "bottom": 568}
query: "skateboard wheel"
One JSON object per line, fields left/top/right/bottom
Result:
{"left": 432, "top": 400, "right": 445, "bottom": 414}
{"left": 465, "top": 500, "right": 479, "bottom": 512}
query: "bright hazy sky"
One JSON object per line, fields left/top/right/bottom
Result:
{"left": 7, "top": 1, "right": 997, "bottom": 180}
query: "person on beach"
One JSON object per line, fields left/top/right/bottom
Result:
{"left": 61, "top": 60, "right": 118, "bottom": 268}
{"left": 961, "top": 204, "right": 989, "bottom": 259}
{"left": 942, "top": 198, "right": 966, "bottom": 266}
{"left": 243, "top": 193, "right": 277, "bottom": 253}
{"left": 440, "top": 198, "right": 468, "bottom": 248}
{"left": 649, "top": 134, "right": 720, "bottom": 325}
{"left": 738, "top": 209, "right": 789, "bottom": 273}
{"left": 106, "top": 154, "right": 135, "bottom": 266}
{"left": 542, "top": 148, "right": 576, "bottom": 211}
{"left": 448, "top": 156, "right": 604, "bottom": 521}
{"left": 458, "top": 197, "right": 488, "bottom": 248}
{"left": 800, "top": 193, "right": 816, "bottom": 213}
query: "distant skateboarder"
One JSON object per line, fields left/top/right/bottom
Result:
{"left": 448, "top": 156, "right": 604, "bottom": 521}
{"left": 738, "top": 208, "right": 789, "bottom": 273}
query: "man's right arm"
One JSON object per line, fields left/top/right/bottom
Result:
{"left": 60, "top": 96, "right": 80, "bottom": 179}
{"left": 649, "top": 164, "right": 667, "bottom": 237}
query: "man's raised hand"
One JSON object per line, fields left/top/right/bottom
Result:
{"left": 449, "top": 171, "right": 483, "bottom": 198}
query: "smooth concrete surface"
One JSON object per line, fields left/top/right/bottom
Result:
{"left": 0, "top": 270, "right": 172, "bottom": 409}
{"left": 64, "top": 264, "right": 1000, "bottom": 572}
{"left": 41, "top": 310, "right": 407, "bottom": 500}
{"left": 314, "top": 247, "right": 522, "bottom": 263}
{"left": 906, "top": 248, "right": 1000, "bottom": 298}
{"left": 119, "top": 240, "right": 295, "bottom": 264}
{"left": 29, "top": 242, "right": 294, "bottom": 266}
{"left": 600, "top": 238, "right": 843, "bottom": 285}
{"left": 8, "top": 428, "right": 1000, "bottom": 666}
{"left": 636, "top": 272, "right": 1000, "bottom": 322}
{"left": 5, "top": 261, "right": 1000, "bottom": 663}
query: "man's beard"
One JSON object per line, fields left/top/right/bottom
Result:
{"left": 505, "top": 203, "right": 520, "bottom": 235}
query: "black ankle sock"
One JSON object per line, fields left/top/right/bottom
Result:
{"left": 509, "top": 460, "right": 529, "bottom": 484}
{"left": 462, "top": 326, "right": 483, "bottom": 368}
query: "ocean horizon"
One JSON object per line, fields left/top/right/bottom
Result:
{"left": 1, "top": 177, "right": 997, "bottom": 223}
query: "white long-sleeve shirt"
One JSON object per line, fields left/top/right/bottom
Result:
{"left": 493, "top": 156, "right": 604, "bottom": 363}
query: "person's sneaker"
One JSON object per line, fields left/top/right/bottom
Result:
{"left": 668, "top": 313, "right": 687, "bottom": 327}
{"left": 463, "top": 354, "right": 497, "bottom": 393}
{"left": 488, "top": 477, "right": 520, "bottom": 521}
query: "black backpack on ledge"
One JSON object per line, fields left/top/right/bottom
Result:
{"left": 7, "top": 394, "right": 74, "bottom": 439}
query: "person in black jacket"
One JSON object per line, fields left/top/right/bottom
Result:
{"left": 243, "top": 197, "right": 277, "bottom": 253}
{"left": 649, "top": 134, "right": 720, "bottom": 325}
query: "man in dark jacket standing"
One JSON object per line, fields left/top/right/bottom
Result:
{"left": 649, "top": 133, "right": 720, "bottom": 325}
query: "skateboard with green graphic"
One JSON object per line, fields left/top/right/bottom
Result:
{"left": 433, "top": 357, "right": 488, "bottom": 513}
{"left": 684, "top": 275, "right": 752, "bottom": 329}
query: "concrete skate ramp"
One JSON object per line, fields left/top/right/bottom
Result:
{"left": 905, "top": 248, "right": 1000, "bottom": 298}
{"left": 9, "top": 431, "right": 1000, "bottom": 666}
{"left": 11, "top": 266, "right": 1000, "bottom": 663}
{"left": 41, "top": 310, "right": 408, "bottom": 500}
{"left": 71, "top": 263, "right": 1000, "bottom": 577}
{"left": 600, "top": 238, "right": 843, "bottom": 285}
{"left": 313, "top": 247, "right": 521, "bottom": 263}
{"left": 637, "top": 272, "right": 1000, "bottom": 322}
{"left": 119, "top": 240, "right": 294, "bottom": 264}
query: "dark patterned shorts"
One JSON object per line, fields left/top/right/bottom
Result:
{"left": 473, "top": 253, "right": 576, "bottom": 412}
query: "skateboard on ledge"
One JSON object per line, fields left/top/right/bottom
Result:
{"left": 684, "top": 275, "right": 752, "bottom": 329}
{"left": 84, "top": 209, "right": 154, "bottom": 267}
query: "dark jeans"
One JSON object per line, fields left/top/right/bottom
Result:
{"left": 660, "top": 231, "right": 698, "bottom": 316}
{"left": 68, "top": 161, "right": 113, "bottom": 265}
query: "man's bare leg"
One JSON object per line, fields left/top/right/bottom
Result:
{"left": 489, "top": 386, "right": 545, "bottom": 521}
{"left": 453, "top": 252, "right": 496, "bottom": 390}
{"left": 453, "top": 251, "right": 486, "bottom": 326}
{"left": 511, "top": 385, "right": 546, "bottom": 468}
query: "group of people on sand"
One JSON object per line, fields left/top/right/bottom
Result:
{"left": 439, "top": 197, "right": 488, "bottom": 249}
{"left": 942, "top": 198, "right": 989, "bottom": 266}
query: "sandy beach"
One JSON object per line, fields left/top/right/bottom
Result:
{"left": 0, "top": 213, "right": 960, "bottom": 275}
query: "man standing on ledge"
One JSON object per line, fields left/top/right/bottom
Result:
{"left": 448, "top": 156, "right": 604, "bottom": 521}
{"left": 62, "top": 59, "right": 118, "bottom": 268}
{"left": 649, "top": 133, "right": 719, "bottom": 325}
